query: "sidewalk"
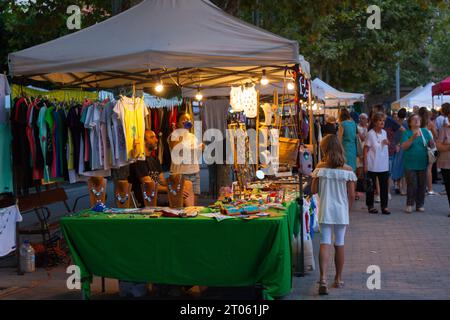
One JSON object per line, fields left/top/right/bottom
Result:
{"left": 1, "top": 185, "right": 449, "bottom": 300}
{"left": 286, "top": 186, "right": 450, "bottom": 300}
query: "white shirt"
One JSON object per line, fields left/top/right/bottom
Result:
{"left": 312, "top": 168, "right": 357, "bottom": 225}
{"left": 169, "top": 130, "right": 201, "bottom": 175}
{"left": 0, "top": 205, "right": 22, "bottom": 257}
{"left": 365, "top": 129, "right": 389, "bottom": 172}
{"left": 435, "top": 115, "right": 448, "bottom": 131}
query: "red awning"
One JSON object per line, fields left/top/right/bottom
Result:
{"left": 432, "top": 76, "right": 450, "bottom": 96}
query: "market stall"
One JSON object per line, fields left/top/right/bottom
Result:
{"left": 432, "top": 76, "right": 450, "bottom": 109}
{"left": 311, "top": 78, "right": 365, "bottom": 110}
{"left": 392, "top": 82, "right": 450, "bottom": 110}
{"left": 7, "top": 0, "right": 314, "bottom": 299}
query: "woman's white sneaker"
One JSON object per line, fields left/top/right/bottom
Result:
{"left": 405, "top": 206, "right": 413, "bottom": 213}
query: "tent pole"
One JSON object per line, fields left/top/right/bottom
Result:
{"left": 294, "top": 64, "right": 305, "bottom": 277}
{"left": 256, "top": 90, "right": 260, "bottom": 171}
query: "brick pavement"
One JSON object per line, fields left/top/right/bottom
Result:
{"left": 1, "top": 185, "right": 449, "bottom": 300}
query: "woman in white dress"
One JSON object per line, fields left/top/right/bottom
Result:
{"left": 312, "top": 135, "right": 357, "bottom": 295}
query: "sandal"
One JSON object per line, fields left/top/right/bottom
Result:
{"left": 318, "top": 280, "right": 329, "bottom": 295}
{"left": 333, "top": 280, "right": 345, "bottom": 288}
{"left": 368, "top": 208, "right": 378, "bottom": 214}
{"left": 382, "top": 209, "right": 391, "bottom": 215}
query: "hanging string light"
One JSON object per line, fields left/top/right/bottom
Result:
{"left": 195, "top": 86, "right": 203, "bottom": 101}
{"left": 287, "top": 81, "right": 295, "bottom": 91}
{"left": 260, "top": 69, "right": 269, "bottom": 86}
{"left": 155, "top": 78, "right": 164, "bottom": 93}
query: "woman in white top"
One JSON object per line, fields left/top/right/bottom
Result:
{"left": 312, "top": 134, "right": 357, "bottom": 295}
{"left": 364, "top": 112, "right": 391, "bottom": 215}
{"left": 168, "top": 113, "right": 204, "bottom": 198}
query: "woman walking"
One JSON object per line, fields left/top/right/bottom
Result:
{"left": 338, "top": 109, "right": 357, "bottom": 172}
{"left": 312, "top": 135, "right": 357, "bottom": 295}
{"left": 418, "top": 107, "right": 438, "bottom": 195}
{"left": 401, "top": 114, "right": 434, "bottom": 213}
{"left": 435, "top": 104, "right": 450, "bottom": 217}
{"left": 364, "top": 112, "right": 391, "bottom": 215}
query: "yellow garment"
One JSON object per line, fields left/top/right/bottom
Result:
{"left": 12, "top": 85, "right": 97, "bottom": 102}
{"left": 118, "top": 96, "right": 149, "bottom": 161}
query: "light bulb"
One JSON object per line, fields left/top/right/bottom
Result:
{"left": 195, "top": 92, "right": 203, "bottom": 101}
{"left": 287, "top": 82, "right": 295, "bottom": 91}
{"left": 155, "top": 81, "right": 164, "bottom": 93}
{"left": 260, "top": 70, "right": 269, "bottom": 86}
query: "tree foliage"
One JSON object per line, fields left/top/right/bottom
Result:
{"left": 1, "top": 0, "right": 448, "bottom": 96}
{"left": 212, "top": 0, "right": 450, "bottom": 94}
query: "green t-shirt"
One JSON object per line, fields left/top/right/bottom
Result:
{"left": 401, "top": 128, "right": 433, "bottom": 171}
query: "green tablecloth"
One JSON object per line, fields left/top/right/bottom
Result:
{"left": 61, "top": 201, "right": 300, "bottom": 300}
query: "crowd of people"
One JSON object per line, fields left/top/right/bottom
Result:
{"left": 312, "top": 102, "right": 450, "bottom": 296}
{"left": 334, "top": 103, "right": 450, "bottom": 216}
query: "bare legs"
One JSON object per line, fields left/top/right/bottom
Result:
{"left": 319, "top": 244, "right": 345, "bottom": 285}
{"left": 334, "top": 246, "right": 345, "bottom": 284}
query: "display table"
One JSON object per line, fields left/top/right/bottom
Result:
{"left": 60, "top": 202, "right": 300, "bottom": 300}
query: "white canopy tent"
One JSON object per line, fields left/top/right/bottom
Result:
{"left": 391, "top": 85, "right": 424, "bottom": 110}
{"left": 8, "top": 0, "right": 300, "bottom": 90}
{"left": 311, "top": 78, "right": 365, "bottom": 107}
{"left": 391, "top": 83, "right": 450, "bottom": 110}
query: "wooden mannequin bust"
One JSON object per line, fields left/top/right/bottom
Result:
{"left": 88, "top": 177, "right": 107, "bottom": 207}
{"left": 115, "top": 180, "right": 132, "bottom": 208}
{"left": 142, "top": 180, "right": 158, "bottom": 207}
{"left": 167, "top": 174, "right": 185, "bottom": 208}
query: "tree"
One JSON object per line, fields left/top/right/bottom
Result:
{"left": 212, "top": 0, "right": 449, "bottom": 96}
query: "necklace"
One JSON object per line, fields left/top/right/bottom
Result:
{"left": 143, "top": 184, "right": 158, "bottom": 203}
{"left": 375, "top": 130, "right": 383, "bottom": 143}
{"left": 168, "top": 179, "right": 182, "bottom": 195}
{"left": 91, "top": 187, "right": 104, "bottom": 198}
{"left": 115, "top": 193, "right": 129, "bottom": 205}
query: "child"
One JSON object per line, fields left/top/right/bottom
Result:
{"left": 312, "top": 134, "right": 357, "bottom": 295}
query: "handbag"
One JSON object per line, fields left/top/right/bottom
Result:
{"left": 356, "top": 135, "right": 363, "bottom": 157}
{"left": 357, "top": 174, "right": 373, "bottom": 193}
{"left": 420, "top": 129, "right": 437, "bottom": 164}
{"left": 356, "top": 126, "right": 363, "bottom": 157}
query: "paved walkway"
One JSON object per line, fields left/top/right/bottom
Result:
{"left": 286, "top": 186, "right": 450, "bottom": 300}
{"left": 1, "top": 184, "right": 449, "bottom": 300}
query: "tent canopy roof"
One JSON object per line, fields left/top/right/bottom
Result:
{"left": 392, "top": 82, "right": 450, "bottom": 110}
{"left": 432, "top": 77, "right": 450, "bottom": 96}
{"left": 312, "top": 78, "right": 365, "bottom": 107}
{"left": 8, "top": 0, "right": 300, "bottom": 90}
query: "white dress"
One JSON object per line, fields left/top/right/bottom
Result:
{"left": 312, "top": 168, "right": 357, "bottom": 225}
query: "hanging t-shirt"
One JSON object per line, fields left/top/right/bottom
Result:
{"left": 242, "top": 84, "right": 258, "bottom": 118}
{"left": 365, "top": 129, "right": 389, "bottom": 172}
{"left": 114, "top": 96, "right": 149, "bottom": 161}
{"left": 230, "top": 86, "right": 244, "bottom": 112}
{"left": 37, "top": 106, "right": 50, "bottom": 182}
{"left": 0, "top": 123, "right": 13, "bottom": 193}
{"left": 0, "top": 75, "right": 11, "bottom": 124}
{"left": 0, "top": 205, "right": 22, "bottom": 258}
